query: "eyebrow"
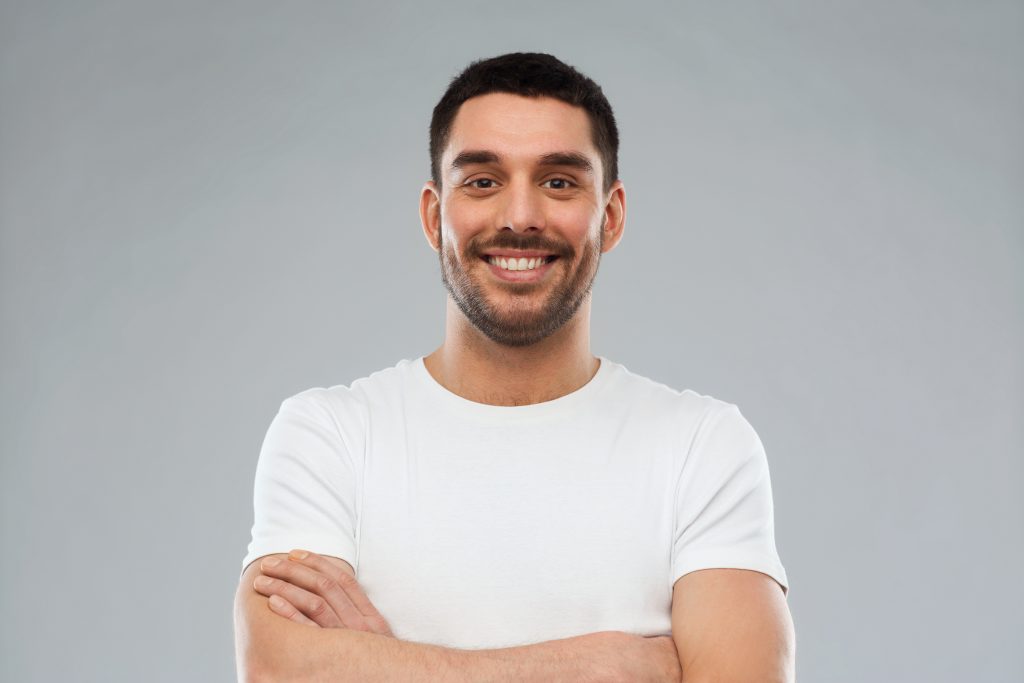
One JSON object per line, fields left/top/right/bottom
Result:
{"left": 450, "top": 150, "right": 595, "bottom": 175}
{"left": 450, "top": 150, "right": 500, "bottom": 170}
{"left": 537, "top": 152, "right": 594, "bottom": 175}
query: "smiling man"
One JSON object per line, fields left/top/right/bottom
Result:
{"left": 234, "top": 53, "right": 795, "bottom": 682}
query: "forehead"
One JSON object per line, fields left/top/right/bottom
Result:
{"left": 444, "top": 93, "right": 599, "bottom": 167}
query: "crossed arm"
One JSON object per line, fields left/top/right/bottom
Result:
{"left": 233, "top": 550, "right": 794, "bottom": 682}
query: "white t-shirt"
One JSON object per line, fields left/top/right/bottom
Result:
{"left": 241, "top": 356, "right": 788, "bottom": 649}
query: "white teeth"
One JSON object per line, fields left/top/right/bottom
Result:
{"left": 488, "top": 256, "right": 548, "bottom": 271}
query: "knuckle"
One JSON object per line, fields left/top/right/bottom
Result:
{"left": 307, "top": 597, "right": 328, "bottom": 618}
{"left": 316, "top": 575, "right": 339, "bottom": 595}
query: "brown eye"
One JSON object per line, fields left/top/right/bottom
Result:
{"left": 543, "top": 178, "right": 573, "bottom": 190}
{"left": 470, "top": 179, "right": 495, "bottom": 189}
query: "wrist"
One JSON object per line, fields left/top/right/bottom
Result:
{"left": 467, "top": 630, "right": 629, "bottom": 683}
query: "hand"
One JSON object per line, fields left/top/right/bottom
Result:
{"left": 253, "top": 549, "right": 395, "bottom": 636}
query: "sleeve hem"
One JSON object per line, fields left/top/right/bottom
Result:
{"left": 241, "top": 534, "right": 358, "bottom": 578}
{"left": 671, "top": 547, "right": 789, "bottom": 597}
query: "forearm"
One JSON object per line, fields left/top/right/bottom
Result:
{"left": 250, "top": 621, "right": 622, "bottom": 683}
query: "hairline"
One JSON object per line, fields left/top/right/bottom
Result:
{"left": 438, "top": 96, "right": 610, "bottom": 194}
{"left": 436, "top": 93, "right": 614, "bottom": 194}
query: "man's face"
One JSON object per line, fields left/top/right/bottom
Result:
{"left": 425, "top": 92, "right": 622, "bottom": 347}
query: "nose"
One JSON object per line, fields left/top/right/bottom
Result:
{"left": 498, "top": 177, "right": 546, "bottom": 233}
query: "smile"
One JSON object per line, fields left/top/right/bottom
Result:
{"left": 480, "top": 255, "right": 560, "bottom": 282}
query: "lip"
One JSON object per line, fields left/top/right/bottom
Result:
{"left": 481, "top": 250, "right": 557, "bottom": 259}
{"left": 481, "top": 255, "right": 559, "bottom": 283}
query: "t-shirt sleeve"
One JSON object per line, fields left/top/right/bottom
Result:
{"left": 671, "top": 402, "right": 789, "bottom": 596}
{"left": 240, "top": 391, "right": 360, "bottom": 577}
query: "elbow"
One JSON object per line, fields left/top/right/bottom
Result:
{"left": 682, "top": 666, "right": 794, "bottom": 683}
{"left": 234, "top": 588, "right": 301, "bottom": 683}
{"left": 236, "top": 634, "right": 300, "bottom": 683}
{"left": 234, "top": 618, "right": 289, "bottom": 683}
{"left": 240, "top": 667, "right": 280, "bottom": 683}
{"left": 682, "top": 676, "right": 791, "bottom": 683}
{"left": 237, "top": 649, "right": 293, "bottom": 683}
{"left": 236, "top": 665, "right": 262, "bottom": 683}
{"left": 235, "top": 642, "right": 271, "bottom": 683}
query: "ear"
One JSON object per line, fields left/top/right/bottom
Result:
{"left": 419, "top": 181, "right": 442, "bottom": 253}
{"left": 600, "top": 180, "right": 626, "bottom": 254}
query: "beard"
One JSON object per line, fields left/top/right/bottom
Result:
{"left": 437, "top": 226, "right": 603, "bottom": 348}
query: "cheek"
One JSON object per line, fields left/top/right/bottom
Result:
{"left": 444, "top": 193, "right": 493, "bottom": 222}
{"left": 442, "top": 203, "right": 491, "bottom": 246}
{"left": 551, "top": 204, "right": 602, "bottom": 242}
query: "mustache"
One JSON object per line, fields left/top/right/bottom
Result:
{"left": 471, "top": 236, "right": 569, "bottom": 258}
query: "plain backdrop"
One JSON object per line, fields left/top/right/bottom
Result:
{"left": 1, "top": 1, "right": 1021, "bottom": 681}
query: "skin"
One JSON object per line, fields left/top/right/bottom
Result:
{"left": 242, "top": 93, "right": 679, "bottom": 680}
{"left": 251, "top": 88, "right": 630, "bottom": 638}
{"left": 248, "top": 548, "right": 683, "bottom": 681}
{"left": 251, "top": 551, "right": 392, "bottom": 634}
{"left": 418, "top": 92, "right": 626, "bottom": 406}
{"left": 243, "top": 91, "right": 794, "bottom": 681}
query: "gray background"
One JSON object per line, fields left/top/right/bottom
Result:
{"left": 1, "top": 1, "right": 1021, "bottom": 681}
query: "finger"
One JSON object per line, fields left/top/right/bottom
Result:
{"left": 287, "top": 550, "right": 394, "bottom": 636}
{"left": 267, "top": 594, "right": 319, "bottom": 627}
{"left": 260, "top": 557, "right": 369, "bottom": 631}
{"left": 328, "top": 571, "right": 394, "bottom": 637}
{"left": 253, "top": 571, "right": 344, "bottom": 628}
{"left": 287, "top": 551, "right": 382, "bottom": 618}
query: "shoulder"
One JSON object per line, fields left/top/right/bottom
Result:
{"left": 271, "top": 358, "right": 416, "bottom": 449}
{"left": 280, "top": 357, "right": 414, "bottom": 416}
{"left": 602, "top": 359, "right": 765, "bottom": 470}
{"left": 605, "top": 358, "right": 740, "bottom": 428}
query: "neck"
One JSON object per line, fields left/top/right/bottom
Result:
{"left": 423, "top": 297, "right": 600, "bottom": 407}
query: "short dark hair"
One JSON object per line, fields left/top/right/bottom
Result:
{"left": 429, "top": 52, "right": 619, "bottom": 194}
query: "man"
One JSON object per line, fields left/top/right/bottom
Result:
{"left": 234, "top": 52, "right": 795, "bottom": 682}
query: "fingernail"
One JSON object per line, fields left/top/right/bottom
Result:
{"left": 255, "top": 576, "right": 272, "bottom": 588}
{"left": 262, "top": 558, "right": 280, "bottom": 568}
{"left": 289, "top": 550, "right": 309, "bottom": 560}
{"left": 269, "top": 595, "right": 286, "bottom": 608}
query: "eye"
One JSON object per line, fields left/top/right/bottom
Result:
{"left": 542, "top": 178, "right": 575, "bottom": 190}
{"left": 467, "top": 178, "right": 496, "bottom": 189}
